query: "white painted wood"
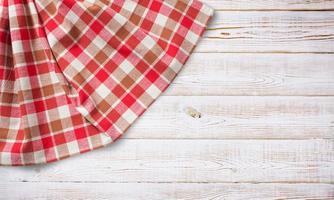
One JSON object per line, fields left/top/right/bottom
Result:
{"left": 166, "top": 53, "right": 334, "bottom": 96}
{"left": 125, "top": 96, "right": 334, "bottom": 139}
{"left": 1, "top": 139, "right": 333, "bottom": 183}
{"left": 196, "top": 11, "right": 334, "bottom": 53}
{"left": 2, "top": 2, "right": 334, "bottom": 199}
{"left": 202, "top": 0, "right": 334, "bottom": 10}
{"left": 1, "top": 183, "right": 333, "bottom": 200}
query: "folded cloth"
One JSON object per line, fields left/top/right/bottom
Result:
{"left": 0, "top": 0, "right": 213, "bottom": 165}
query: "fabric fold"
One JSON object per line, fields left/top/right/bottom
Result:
{"left": 0, "top": 0, "right": 213, "bottom": 165}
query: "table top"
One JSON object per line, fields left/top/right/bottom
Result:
{"left": 1, "top": 0, "right": 334, "bottom": 199}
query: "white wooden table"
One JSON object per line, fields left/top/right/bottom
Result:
{"left": 1, "top": 0, "right": 334, "bottom": 199}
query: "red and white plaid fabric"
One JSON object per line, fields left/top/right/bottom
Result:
{"left": 0, "top": 0, "right": 213, "bottom": 165}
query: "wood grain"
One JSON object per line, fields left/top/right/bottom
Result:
{"left": 1, "top": 183, "right": 333, "bottom": 200}
{"left": 166, "top": 53, "right": 334, "bottom": 96}
{"left": 2, "top": 1, "right": 334, "bottom": 199}
{"left": 125, "top": 96, "right": 334, "bottom": 139}
{"left": 196, "top": 11, "right": 334, "bottom": 53}
{"left": 202, "top": 0, "right": 334, "bottom": 10}
{"left": 1, "top": 139, "right": 333, "bottom": 183}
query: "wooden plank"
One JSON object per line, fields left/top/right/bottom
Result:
{"left": 167, "top": 53, "right": 334, "bottom": 96}
{"left": 196, "top": 11, "right": 334, "bottom": 53}
{"left": 1, "top": 139, "right": 333, "bottom": 183}
{"left": 129, "top": 96, "right": 333, "bottom": 139}
{"left": 1, "top": 182, "right": 333, "bottom": 200}
{"left": 202, "top": 0, "right": 334, "bottom": 10}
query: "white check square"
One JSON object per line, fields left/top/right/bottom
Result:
{"left": 155, "top": 14, "right": 168, "bottom": 27}
{"left": 146, "top": 84, "right": 161, "bottom": 98}
{"left": 123, "top": 109, "right": 137, "bottom": 123}
{"left": 96, "top": 84, "right": 111, "bottom": 98}
{"left": 58, "top": 105, "right": 71, "bottom": 118}
{"left": 119, "top": 60, "right": 134, "bottom": 74}
{"left": 92, "top": 36, "right": 107, "bottom": 49}
{"left": 67, "top": 141, "right": 80, "bottom": 154}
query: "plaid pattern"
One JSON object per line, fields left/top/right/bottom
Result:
{"left": 0, "top": 0, "right": 213, "bottom": 165}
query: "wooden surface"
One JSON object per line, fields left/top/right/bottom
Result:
{"left": 1, "top": 0, "right": 334, "bottom": 199}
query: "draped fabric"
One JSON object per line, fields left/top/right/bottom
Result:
{"left": 0, "top": 0, "right": 213, "bottom": 165}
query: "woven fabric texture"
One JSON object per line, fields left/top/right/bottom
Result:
{"left": 0, "top": 0, "right": 213, "bottom": 165}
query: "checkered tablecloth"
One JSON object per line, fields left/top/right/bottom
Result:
{"left": 0, "top": 0, "right": 213, "bottom": 165}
